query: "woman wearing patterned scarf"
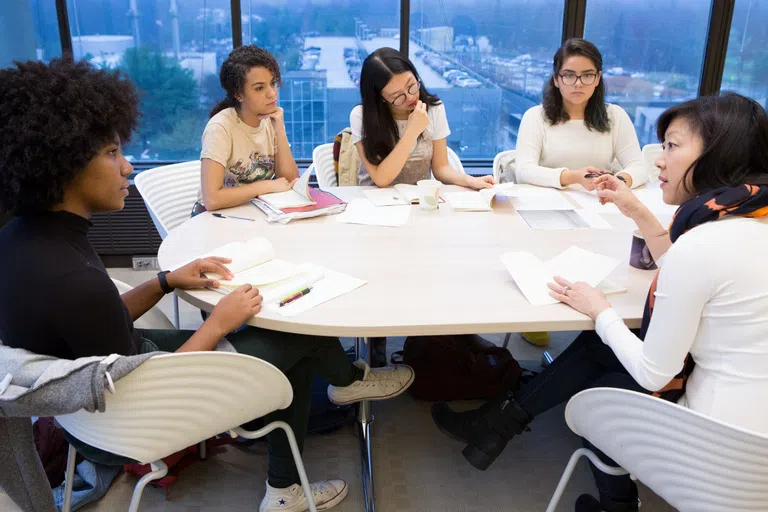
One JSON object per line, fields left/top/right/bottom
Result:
{"left": 432, "top": 92, "right": 768, "bottom": 512}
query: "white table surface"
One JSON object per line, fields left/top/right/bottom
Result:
{"left": 158, "top": 185, "right": 666, "bottom": 337}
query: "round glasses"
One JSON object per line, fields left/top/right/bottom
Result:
{"left": 558, "top": 72, "right": 598, "bottom": 86}
{"left": 385, "top": 81, "right": 421, "bottom": 107}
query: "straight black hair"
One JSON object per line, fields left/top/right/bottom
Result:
{"left": 542, "top": 38, "right": 609, "bottom": 133}
{"left": 359, "top": 47, "right": 440, "bottom": 165}
{"left": 657, "top": 92, "right": 768, "bottom": 195}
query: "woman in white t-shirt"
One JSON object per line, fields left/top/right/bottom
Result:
{"left": 515, "top": 38, "right": 647, "bottom": 191}
{"left": 197, "top": 45, "right": 299, "bottom": 212}
{"left": 351, "top": 47, "right": 495, "bottom": 189}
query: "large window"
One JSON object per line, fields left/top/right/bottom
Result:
{"left": 408, "top": 0, "right": 565, "bottom": 158}
{"left": 584, "top": 1, "right": 711, "bottom": 147}
{"left": 1, "top": 2, "right": 59, "bottom": 67}
{"left": 66, "top": 0, "right": 232, "bottom": 162}
{"left": 241, "top": 0, "right": 400, "bottom": 159}
{"left": 721, "top": 0, "right": 768, "bottom": 109}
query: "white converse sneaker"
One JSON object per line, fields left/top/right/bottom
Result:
{"left": 327, "top": 360, "right": 415, "bottom": 406}
{"left": 259, "top": 479, "right": 348, "bottom": 512}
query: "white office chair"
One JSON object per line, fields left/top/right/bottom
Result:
{"left": 492, "top": 149, "right": 516, "bottom": 184}
{"left": 111, "top": 278, "right": 174, "bottom": 330}
{"left": 547, "top": 388, "right": 768, "bottom": 512}
{"left": 134, "top": 161, "right": 201, "bottom": 328}
{"left": 447, "top": 146, "right": 466, "bottom": 175}
{"left": 57, "top": 352, "right": 318, "bottom": 512}
{"left": 642, "top": 143, "right": 663, "bottom": 182}
{"left": 309, "top": 143, "right": 337, "bottom": 189}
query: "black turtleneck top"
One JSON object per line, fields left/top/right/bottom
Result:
{"left": 0, "top": 211, "right": 139, "bottom": 359}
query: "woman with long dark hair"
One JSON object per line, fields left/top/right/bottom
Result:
{"left": 434, "top": 93, "right": 768, "bottom": 511}
{"left": 351, "top": 47, "right": 495, "bottom": 189}
{"left": 515, "top": 39, "right": 647, "bottom": 191}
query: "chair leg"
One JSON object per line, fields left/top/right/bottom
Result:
{"left": 128, "top": 460, "right": 168, "bottom": 512}
{"left": 198, "top": 440, "right": 207, "bottom": 460}
{"left": 541, "top": 350, "right": 554, "bottom": 368}
{"left": 233, "top": 421, "right": 318, "bottom": 512}
{"left": 62, "top": 445, "right": 77, "bottom": 512}
{"left": 545, "top": 448, "right": 629, "bottom": 512}
{"left": 502, "top": 333, "right": 511, "bottom": 349}
{"left": 172, "top": 292, "right": 180, "bottom": 329}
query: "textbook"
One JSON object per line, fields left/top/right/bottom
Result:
{"left": 202, "top": 237, "right": 303, "bottom": 290}
{"left": 444, "top": 184, "right": 517, "bottom": 212}
{"left": 257, "top": 167, "right": 315, "bottom": 209}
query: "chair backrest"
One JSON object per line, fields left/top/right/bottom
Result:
{"left": 312, "top": 143, "right": 337, "bottom": 189}
{"left": 492, "top": 149, "right": 516, "bottom": 183}
{"left": 447, "top": 146, "right": 465, "bottom": 175}
{"left": 566, "top": 388, "right": 768, "bottom": 512}
{"left": 56, "top": 352, "right": 293, "bottom": 464}
{"left": 111, "top": 278, "right": 174, "bottom": 330}
{"left": 642, "top": 143, "right": 663, "bottom": 182}
{"left": 134, "top": 161, "right": 201, "bottom": 239}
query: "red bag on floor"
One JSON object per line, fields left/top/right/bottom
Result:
{"left": 123, "top": 437, "right": 235, "bottom": 498}
{"left": 391, "top": 335, "right": 524, "bottom": 401}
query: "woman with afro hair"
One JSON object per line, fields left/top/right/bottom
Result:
{"left": 0, "top": 58, "right": 415, "bottom": 512}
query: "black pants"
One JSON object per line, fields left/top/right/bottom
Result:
{"left": 67, "top": 327, "right": 364, "bottom": 488}
{"left": 515, "top": 330, "right": 646, "bottom": 504}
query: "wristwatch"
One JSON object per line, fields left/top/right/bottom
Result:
{"left": 157, "top": 270, "right": 174, "bottom": 294}
{"left": 616, "top": 174, "right": 627, "bottom": 184}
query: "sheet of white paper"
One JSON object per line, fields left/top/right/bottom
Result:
{"left": 336, "top": 198, "right": 411, "bottom": 227}
{"left": 501, "top": 246, "right": 621, "bottom": 306}
{"left": 517, "top": 210, "right": 585, "bottom": 230}
{"left": 506, "top": 187, "right": 574, "bottom": 211}
{"left": 363, "top": 188, "right": 408, "bottom": 207}
{"left": 574, "top": 210, "right": 612, "bottom": 229}
{"left": 444, "top": 191, "right": 492, "bottom": 211}
{"left": 565, "top": 190, "right": 622, "bottom": 214}
{"left": 264, "top": 266, "right": 367, "bottom": 317}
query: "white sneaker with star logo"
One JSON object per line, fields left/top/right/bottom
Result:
{"left": 259, "top": 479, "right": 348, "bottom": 512}
{"left": 327, "top": 360, "right": 415, "bottom": 406}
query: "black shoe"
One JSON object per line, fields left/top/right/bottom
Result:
{"left": 575, "top": 494, "right": 640, "bottom": 512}
{"left": 431, "top": 402, "right": 483, "bottom": 443}
{"left": 461, "top": 395, "right": 533, "bottom": 471}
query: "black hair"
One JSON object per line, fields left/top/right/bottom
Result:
{"left": 358, "top": 47, "right": 441, "bottom": 165}
{"left": 656, "top": 92, "right": 768, "bottom": 194}
{"left": 210, "top": 45, "right": 282, "bottom": 118}
{"left": 0, "top": 58, "right": 140, "bottom": 215}
{"left": 542, "top": 38, "right": 610, "bottom": 132}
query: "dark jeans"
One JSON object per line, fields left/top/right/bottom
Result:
{"left": 67, "top": 327, "right": 363, "bottom": 489}
{"left": 515, "top": 330, "right": 646, "bottom": 504}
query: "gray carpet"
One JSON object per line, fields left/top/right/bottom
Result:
{"left": 0, "top": 269, "right": 675, "bottom": 511}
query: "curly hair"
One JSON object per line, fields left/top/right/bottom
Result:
{"left": 0, "top": 58, "right": 140, "bottom": 215}
{"left": 210, "top": 45, "right": 282, "bottom": 118}
{"left": 542, "top": 38, "right": 610, "bottom": 133}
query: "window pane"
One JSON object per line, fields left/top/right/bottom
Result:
{"left": 1, "top": 2, "right": 59, "bottom": 66}
{"left": 584, "top": 1, "right": 711, "bottom": 147}
{"left": 241, "top": 0, "right": 399, "bottom": 159}
{"left": 67, "top": 0, "right": 232, "bottom": 162}
{"left": 722, "top": 0, "right": 768, "bottom": 109}
{"left": 409, "top": 0, "right": 564, "bottom": 158}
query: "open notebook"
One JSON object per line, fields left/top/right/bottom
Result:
{"left": 201, "top": 237, "right": 302, "bottom": 289}
{"left": 364, "top": 184, "right": 445, "bottom": 206}
{"left": 500, "top": 246, "right": 623, "bottom": 306}
{"left": 444, "top": 184, "right": 518, "bottom": 212}
{"left": 257, "top": 168, "right": 315, "bottom": 209}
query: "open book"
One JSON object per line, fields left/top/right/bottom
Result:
{"left": 363, "top": 184, "right": 444, "bottom": 206}
{"left": 444, "top": 184, "right": 517, "bottom": 212}
{"left": 500, "top": 246, "right": 622, "bottom": 306}
{"left": 202, "top": 237, "right": 303, "bottom": 290}
{"left": 257, "top": 168, "right": 315, "bottom": 209}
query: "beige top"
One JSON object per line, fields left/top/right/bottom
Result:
{"left": 198, "top": 108, "right": 277, "bottom": 202}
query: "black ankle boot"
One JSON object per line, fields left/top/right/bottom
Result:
{"left": 575, "top": 494, "right": 640, "bottom": 512}
{"left": 461, "top": 394, "right": 533, "bottom": 471}
{"left": 431, "top": 397, "right": 504, "bottom": 444}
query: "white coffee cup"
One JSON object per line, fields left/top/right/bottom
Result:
{"left": 417, "top": 179, "right": 441, "bottom": 211}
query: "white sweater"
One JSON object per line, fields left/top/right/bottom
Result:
{"left": 515, "top": 104, "right": 647, "bottom": 188}
{"left": 596, "top": 216, "right": 768, "bottom": 435}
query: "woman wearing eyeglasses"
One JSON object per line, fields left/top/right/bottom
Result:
{"left": 351, "top": 47, "right": 495, "bottom": 189}
{"left": 514, "top": 38, "right": 647, "bottom": 191}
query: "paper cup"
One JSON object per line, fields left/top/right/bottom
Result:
{"left": 417, "top": 179, "right": 441, "bottom": 211}
{"left": 630, "top": 230, "right": 657, "bottom": 270}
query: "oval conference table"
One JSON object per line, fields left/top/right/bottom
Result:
{"left": 158, "top": 184, "right": 666, "bottom": 512}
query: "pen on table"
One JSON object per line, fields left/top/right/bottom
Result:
{"left": 212, "top": 213, "right": 255, "bottom": 221}
{"left": 585, "top": 172, "right": 627, "bottom": 183}
{"left": 278, "top": 287, "right": 312, "bottom": 307}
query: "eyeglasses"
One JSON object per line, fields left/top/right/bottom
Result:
{"left": 558, "top": 72, "right": 598, "bottom": 86}
{"left": 384, "top": 81, "right": 421, "bottom": 107}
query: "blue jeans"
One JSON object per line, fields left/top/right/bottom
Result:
{"left": 515, "top": 330, "right": 646, "bottom": 504}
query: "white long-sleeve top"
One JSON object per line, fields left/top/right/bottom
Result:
{"left": 595, "top": 216, "right": 768, "bottom": 435}
{"left": 515, "top": 104, "right": 648, "bottom": 189}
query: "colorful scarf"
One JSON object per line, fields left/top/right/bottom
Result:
{"left": 640, "top": 184, "right": 768, "bottom": 401}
